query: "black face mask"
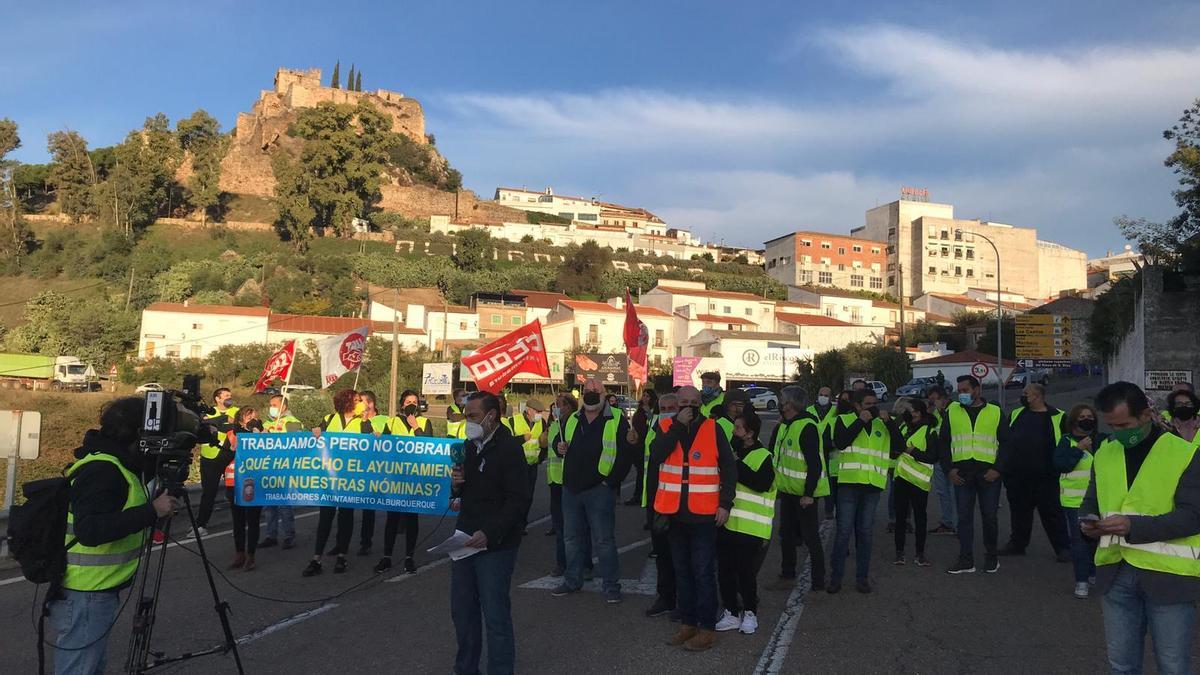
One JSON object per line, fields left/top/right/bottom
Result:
{"left": 403, "top": 405, "right": 418, "bottom": 416}
{"left": 731, "top": 436, "right": 745, "bottom": 452}
{"left": 1175, "top": 406, "right": 1197, "bottom": 422}
{"left": 866, "top": 406, "right": 880, "bottom": 418}
{"left": 1076, "top": 417, "right": 1097, "bottom": 432}
{"left": 583, "top": 392, "right": 601, "bottom": 406}
{"left": 686, "top": 405, "right": 702, "bottom": 423}
{"left": 836, "top": 400, "right": 853, "bottom": 414}
{"left": 901, "top": 411, "right": 913, "bottom": 426}
{"left": 1020, "top": 395, "right": 1030, "bottom": 408}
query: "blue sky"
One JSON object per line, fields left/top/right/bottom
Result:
{"left": 5, "top": 0, "right": 1199, "bottom": 256}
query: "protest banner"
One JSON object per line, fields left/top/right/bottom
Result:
{"left": 233, "top": 432, "right": 457, "bottom": 515}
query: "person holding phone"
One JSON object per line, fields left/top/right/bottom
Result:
{"left": 1081, "top": 382, "right": 1200, "bottom": 674}
{"left": 1052, "top": 404, "right": 1106, "bottom": 598}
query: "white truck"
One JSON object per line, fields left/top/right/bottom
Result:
{"left": 0, "top": 353, "right": 96, "bottom": 391}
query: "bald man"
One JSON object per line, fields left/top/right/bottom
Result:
{"left": 999, "top": 383, "right": 1070, "bottom": 560}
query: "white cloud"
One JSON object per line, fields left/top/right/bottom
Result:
{"left": 433, "top": 23, "right": 1196, "bottom": 255}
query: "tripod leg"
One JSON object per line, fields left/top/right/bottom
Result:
{"left": 180, "top": 491, "right": 245, "bottom": 675}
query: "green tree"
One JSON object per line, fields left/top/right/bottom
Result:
{"left": 0, "top": 119, "right": 18, "bottom": 162}
{"left": 794, "top": 348, "right": 847, "bottom": 394}
{"left": 354, "top": 71, "right": 362, "bottom": 92}
{"left": 96, "top": 116, "right": 180, "bottom": 235}
{"left": 4, "top": 290, "right": 138, "bottom": 366}
{"left": 557, "top": 240, "right": 611, "bottom": 296}
{"left": 177, "top": 110, "right": 225, "bottom": 225}
{"left": 47, "top": 130, "right": 95, "bottom": 222}
{"left": 347, "top": 64, "right": 356, "bottom": 92}
{"left": 0, "top": 120, "right": 35, "bottom": 272}
{"left": 1088, "top": 275, "right": 1138, "bottom": 362}
{"left": 331, "top": 60, "right": 341, "bottom": 89}
{"left": 904, "top": 320, "right": 942, "bottom": 347}
{"left": 452, "top": 228, "right": 494, "bottom": 272}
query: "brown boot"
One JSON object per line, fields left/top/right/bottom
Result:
{"left": 243, "top": 555, "right": 256, "bottom": 571}
{"left": 683, "top": 629, "right": 717, "bottom": 652}
{"left": 228, "top": 553, "right": 246, "bottom": 570}
{"left": 666, "top": 625, "right": 698, "bottom": 647}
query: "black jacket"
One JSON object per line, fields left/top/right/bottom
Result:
{"left": 734, "top": 441, "right": 776, "bottom": 493}
{"left": 561, "top": 406, "right": 637, "bottom": 493}
{"left": 1002, "top": 406, "right": 1062, "bottom": 476}
{"left": 68, "top": 431, "right": 157, "bottom": 586}
{"left": 935, "top": 401, "right": 1010, "bottom": 478}
{"left": 648, "top": 416, "right": 738, "bottom": 523}
{"left": 454, "top": 425, "right": 531, "bottom": 551}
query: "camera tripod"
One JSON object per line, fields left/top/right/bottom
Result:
{"left": 124, "top": 483, "right": 245, "bottom": 674}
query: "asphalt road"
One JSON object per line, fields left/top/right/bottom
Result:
{"left": 2, "top": 380, "right": 1195, "bottom": 673}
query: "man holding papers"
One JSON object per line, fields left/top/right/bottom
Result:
{"left": 449, "top": 391, "right": 531, "bottom": 675}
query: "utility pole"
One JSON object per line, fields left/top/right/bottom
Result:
{"left": 124, "top": 266, "right": 135, "bottom": 311}
{"left": 442, "top": 296, "right": 450, "bottom": 360}
{"left": 388, "top": 288, "right": 400, "bottom": 416}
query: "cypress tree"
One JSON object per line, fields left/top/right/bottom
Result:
{"left": 331, "top": 61, "right": 340, "bottom": 89}
{"left": 347, "top": 64, "right": 355, "bottom": 92}
{"left": 355, "top": 71, "right": 362, "bottom": 92}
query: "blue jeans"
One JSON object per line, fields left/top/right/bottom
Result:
{"left": 669, "top": 520, "right": 719, "bottom": 630}
{"left": 1062, "top": 507, "right": 1097, "bottom": 584}
{"left": 563, "top": 482, "right": 620, "bottom": 593}
{"left": 932, "top": 464, "right": 957, "bottom": 528}
{"left": 451, "top": 548, "right": 518, "bottom": 675}
{"left": 49, "top": 588, "right": 121, "bottom": 675}
{"left": 956, "top": 472, "right": 1001, "bottom": 561}
{"left": 263, "top": 505, "right": 295, "bottom": 540}
{"left": 1102, "top": 564, "right": 1196, "bottom": 675}
{"left": 550, "top": 484, "right": 591, "bottom": 573}
{"left": 830, "top": 484, "right": 881, "bottom": 583}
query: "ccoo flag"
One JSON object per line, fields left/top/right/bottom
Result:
{"left": 461, "top": 320, "right": 550, "bottom": 394}
{"left": 623, "top": 289, "right": 648, "bottom": 385}
{"left": 254, "top": 340, "right": 296, "bottom": 393}
{"left": 318, "top": 326, "right": 368, "bottom": 388}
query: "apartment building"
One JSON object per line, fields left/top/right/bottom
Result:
{"left": 764, "top": 231, "right": 886, "bottom": 292}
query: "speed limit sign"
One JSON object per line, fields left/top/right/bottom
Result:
{"left": 971, "top": 362, "right": 989, "bottom": 379}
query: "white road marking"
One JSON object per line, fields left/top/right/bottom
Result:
{"left": 385, "top": 513, "right": 554, "bottom": 584}
{"left": 236, "top": 603, "right": 339, "bottom": 645}
{"left": 754, "top": 519, "right": 835, "bottom": 675}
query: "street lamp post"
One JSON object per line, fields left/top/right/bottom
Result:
{"left": 957, "top": 229, "right": 1004, "bottom": 410}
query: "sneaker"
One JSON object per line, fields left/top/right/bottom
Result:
{"left": 644, "top": 597, "right": 673, "bottom": 618}
{"left": 190, "top": 526, "right": 209, "bottom": 539}
{"left": 333, "top": 556, "right": 348, "bottom": 574}
{"left": 1055, "top": 550, "right": 1072, "bottom": 564}
{"left": 1088, "top": 575, "right": 1096, "bottom": 586}
{"left": 715, "top": 610, "right": 742, "bottom": 632}
{"left": 668, "top": 609, "right": 683, "bottom": 623}
{"left": 302, "top": 560, "right": 322, "bottom": 577}
{"left": 739, "top": 610, "right": 759, "bottom": 635}
{"left": 604, "top": 590, "right": 623, "bottom": 604}
{"left": 667, "top": 626, "right": 698, "bottom": 646}
{"left": 985, "top": 556, "right": 1000, "bottom": 573}
{"left": 915, "top": 554, "right": 931, "bottom": 567}
{"left": 404, "top": 556, "right": 417, "bottom": 574}
{"left": 1074, "top": 582, "right": 1090, "bottom": 599}
{"left": 855, "top": 579, "right": 872, "bottom": 594}
{"left": 583, "top": 568, "right": 595, "bottom": 581}
{"left": 766, "top": 576, "right": 796, "bottom": 591}
{"left": 228, "top": 553, "right": 246, "bottom": 570}
{"left": 551, "top": 584, "right": 577, "bottom": 597}
{"left": 259, "top": 537, "right": 279, "bottom": 549}
{"left": 683, "top": 629, "right": 717, "bottom": 652}
{"left": 996, "top": 544, "right": 1025, "bottom": 557}
{"left": 374, "top": 557, "right": 392, "bottom": 573}
{"left": 282, "top": 537, "right": 295, "bottom": 550}
{"left": 929, "top": 524, "right": 956, "bottom": 535}
{"left": 892, "top": 553, "right": 906, "bottom": 566}
{"left": 356, "top": 545, "right": 372, "bottom": 557}
{"left": 947, "top": 559, "right": 976, "bottom": 575}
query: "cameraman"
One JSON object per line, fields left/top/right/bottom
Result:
{"left": 50, "top": 397, "right": 177, "bottom": 675}
{"left": 194, "top": 388, "right": 238, "bottom": 536}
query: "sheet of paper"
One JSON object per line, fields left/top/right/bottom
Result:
{"left": 427, "top": 529, "right": 483, "bottom": 560}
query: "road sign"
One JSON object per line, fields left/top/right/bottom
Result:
{"left": 971, "top": 362, "right": 989, "bottom": 379}
{"left": 1016, "top": 314, "right": 1073, "bottom": 364}
{"left": 1018, "top": 358, "right": 1072, "bottom": 369}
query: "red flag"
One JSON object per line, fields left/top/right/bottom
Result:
{"left": 623, "top": 289, "right": 649, "bottom": 385}
{"left": 462, "top": 320, "right": 550, "bottom": 394}
{"left": 254, "top": 340, "right": 296, "bottom": 393}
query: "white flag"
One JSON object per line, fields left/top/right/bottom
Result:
{"left": 318, "top": 326, "right": 368, "bottom": 388}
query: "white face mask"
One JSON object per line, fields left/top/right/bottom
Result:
{"left": 816, "top": 395, "right": 830, "bottom": 406}
{"left": 269, "top": 406, "right": 281, "bottom": 419}
{"left": 584, "top": 402, "right": 603, "bottom": 413}
{"left": 659, "top": 411, "right": 676, "bottom": 421}
{"left": 465, "top": 422, "right": 485, "bottom": 440}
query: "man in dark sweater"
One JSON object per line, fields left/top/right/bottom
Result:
{"left": 1082, "top": 382, "right": 1200, "bottom": 675}
{"left": 553, "top": 378, "right": 637, "bottom": 603}
{"left": 650, "top": 385, "right": 738, "bottom": 651}
{"left": 449, "top": 391, "right": 531, "bottom": 675}
{"left": 1000, "top": 383, "right": 1070, "bottom": 560}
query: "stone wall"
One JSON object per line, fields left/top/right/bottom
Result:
{"left": 1108, "top": 267, "right": 1200, "bottom": 395}
{"left": 380, "top": 185, "right": 526, "bottom": 225}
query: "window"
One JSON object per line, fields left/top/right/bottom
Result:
{"left": 928, "top": 266, "right": 937, "bottom": 275}
{"left": 588, "top": 325, "right": 599, "bottom": 343}
{"left": 491, "top": 315, "right": 502, "bottom": 325}
{"left": 955, "top": 266, "right": 963, "bottom": 276}
{"left": 966, "top": 249, "right": 974, "bottom": 260}
{"left": 838, "top": 247, "right": 846, "bottom": 255}
{"left": 723, "top": 305, "right": 732, "bottom": 314}
{"left": 870, "top": 277, "right": 883, "bottom": 289}
{"left": 941, "top": 247, "right": 949, "bottom": 256}
{"left": 954, "top": 248, "right": 962, "bottom": 259}
{"left": 744, "top": 308, "right": 753, "bottom": 316}
{"left": 871, "top": 247, "right": 881, "bottom": 254}
{"left": 191, "top": 323, "right": 203, "bottom": 330}
{"left": 577, "top": 213, "right": 598, "bottom": 221}
{"left": 709, "top": 302, "right": 717, "bottom": 311}
{"left": 955, "top": 230, "right": 963, "bottom": 241}
{"left": 190, "top": 345, "right": 202, "bottom": 358}
{"left": 511, "top": 316, "right": 521, "bottom": 325}
{"left": 654, "top": 329, "right": 665, "bottom": 347}
{"left": 850, "top": 308, "right": 862, "bottom": 323}
{"left": 820, "top": 257, "right": 831, "bottom": 266}
{"left": 823, "top": 304, "right": 836, "bottom": 317}
{"left": 966, "top": 269, "right": 975, "bottom": 278}
{"left": 821, "top": 241, "right": 832, "bottom": 249}
{"left": 459, "top": 321, "right": 468, "bottom": 330}
{"left": 852, "top": 245, "right": 863, "bottom": 252}
{"left": 837, "top": 264, "right": 845, "bottom": 271}
{"left": 888, "top": 275, "right": 895, "bottom": 287}
{"left": 818, "top": 271, "right": 832, "bottom": 284}
{"left": 985, "top": 272, "right": 995, "bottom": 279}
{"left": 887, "top": 263, "right": 895, "bottom": 272}
{"left": 558, "top": 212, "right": 574, "bottom": 219}
{"left": 941, "top": 230, "right": 949, "bottom": 239}
{"left": 801, "top": 255, "right": 812, "bottom": 264}
{"left": 887, "top": 228, "right": 896, "bottom": 238}
{"left": 767, "top": 259, "right": 776, "bottom": 269}
{"left": 801, "top": 239, "right": 812, "bottom": 247}
{"left": 798, "top": 270, "right": 813, "bottom": 283}
{"left": 166, "top": 346, "right": 180, "bottom": 359}
{"left": 850, "top": 274, "right": 864, "bottom": 287}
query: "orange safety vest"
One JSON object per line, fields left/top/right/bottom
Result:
{"left": 654, "top": 418, "right": 721, "bottom": 516}
{"left": 223, "top": 430, "right": 239, "bottom": 487}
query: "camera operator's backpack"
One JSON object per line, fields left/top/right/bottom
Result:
{"left": 5, "top": 476, "right": 75, "bottom": 585}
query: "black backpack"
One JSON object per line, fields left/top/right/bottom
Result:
{"left": 5, "top": 476, "right": 75, "bottom": 585}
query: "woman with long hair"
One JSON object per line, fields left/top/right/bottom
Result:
{"left": 303, "top": 389, "right": 370, "bottom": 577}
{"left": 375, "top": 390, "right": 432, "bottom": 574}
{"left": 224, "top": 407, "right": 263, "bottom": 571}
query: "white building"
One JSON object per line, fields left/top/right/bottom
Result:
{"left": 430, "top": 215, "right": 711, "bottom": 261}
{"left": 366, "top": 285, "right": 479, "bottom": 351}
{"left": 910, "top": 349, "right": 1017, "bottom": 387}
{"left": 542, "top": 300, "right": 674, "bottom": 369}
{"left": 495, "top": 187, "right": 602, "bottom": 223}
{"left": 641, "top": 280, "right": 778, "bottom": 334}
{"left": 681, "top": 330, "right": 814, "bottom": 384}
{"left": 772, "top": 314, "right": 886, "bottom": 353}
{"left": 139, "top": 303, "right": 270, "bottom": 360}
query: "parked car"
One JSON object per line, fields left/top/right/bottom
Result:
{"left": 895, "top": 377, "right": 950, "bottom": 398}
{"left": 1006, "top": 368, "right": 1050, "bottom": 389}
{"left": 281, "top": 384, "right": 316, "bottom": 397}
{"left": 867, "top": 380, "right": 889, "bottom": 402}
{"left": 135, "top": 382, "right": 164, "bottom": 393}
{"left": 741, "top": 385, "right": 779, "bottom": 411}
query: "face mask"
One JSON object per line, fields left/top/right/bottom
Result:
{"left": 817, "top": 395, "right": 830, "bottom": 406}
{"left": 551, "top": 406, "right": 560, "bottom": 420}
{"left": 702, "top": 385, "right": 717, "bottom": 396}
{"left": 1020, "top": 395, "right": 1030, "bottom": 408}
{"left": 1076, "top": 418, "right": 1096, "bottom": 432}
{"left": 458, "top": 396, "right": 468, "bottom": 406}
{"left": 901, "top": 411, "right": 913, "bottom": 426}
{"left": 404, "top": 404, "right": 418, "bottom": 416}
{"left": 583, "top": 392, "right": 601, "bottom": 406}
{"left": 731, "top": 436, "right": 745, "bottom": 451}
{"left": 686, "top": 405, "right": 702, "bottom": 422}
{"left": 867, "top": 406, "right": 880, "bottom": 418}
{"left": 1112, "top": 422, "right": 1150, "bottom": 449}
{"left": 269, "top": 406, "right": 280, "bottom": 419}
{"left": 465, "top": 422, "right": 485, "bottom": 440}
{"left": 958, "top": 393, "right": 973, "bottom": 406}
{"left": 659, "top": 411, "right": 676, "bottom": 421}
{"left": 247, "top": 419, "right": 264, "bottom": 432}
{"left": 1175, "top": 406, "right": 1197, "bottom": 422}
{"left": 352, "top": 401, "right": 366, "bottom": 416}
{"left": 220, "top": 398, "right": 232, "bottom": 408}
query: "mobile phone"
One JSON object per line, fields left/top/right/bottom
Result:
{"left": 1078, "top": 513, "right": 1100, "bottom": 524}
